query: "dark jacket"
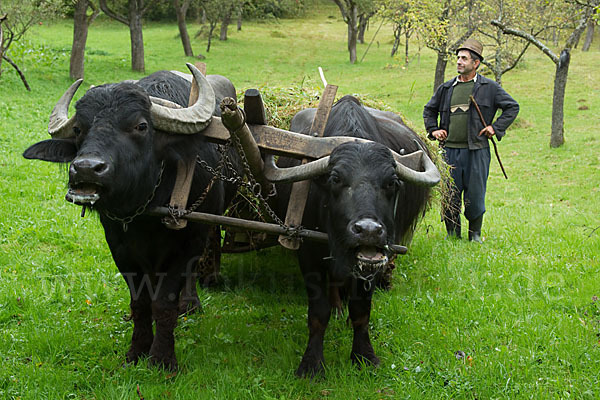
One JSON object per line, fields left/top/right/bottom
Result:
{"left": 423, "top": 74, "right": 519, "bottom": 149}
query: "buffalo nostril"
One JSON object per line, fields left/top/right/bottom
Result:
{"left": 72, "top": 158, "right": 109, "bottom": 177}
{"left": 353, "top": 222, "right": 363, "bottom": 234}
{"left": 93, "top": 162, "right": 108, "bottom": 174}
{"left": 352, "top": 219, "right": 384, "bottom": 237}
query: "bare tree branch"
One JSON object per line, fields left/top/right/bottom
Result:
{"left": 2, "top": 54, "right": 30, "bottom": 90}
{"left": 564, "top": 4, "right": 595, "bottom": 49}
{"left": 491, "top": 19, "right": 560, "bottom": 64}
{"left": 501, "top": 41, "right": 531, "bottom": 75}
{"left": 88, "top": 1, "right": 100, "bottom": 25}
{"left": 99, "top": 0, "right": 128, "bottom": 25}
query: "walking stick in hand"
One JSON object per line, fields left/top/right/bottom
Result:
{"left": 469, "top": 95, "right": 508, "bottom": 180}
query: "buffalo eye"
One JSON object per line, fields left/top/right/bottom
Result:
{"left": 73, "top": 126, "right": 81, "bottom": 136}
{"left": 387, "top": 177, "right": 398, "bottom": 189}
{"left": 329, "top": 173, "right": 344, "bottom": 188}
{"left": 384, "top": 176, "right": 399, "bottom": 195}
{"left": 134, "top": 122, "right": 148, "bottom": 133}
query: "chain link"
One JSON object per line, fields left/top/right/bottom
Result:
{"left": 104, "top": 162, "right": 166, "bottom": 232}
{"left": 166, "top": 126, "right": 304, "bottom": 239}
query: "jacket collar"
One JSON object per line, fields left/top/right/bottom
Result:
{"left": 453, "top": 74, "right": 478, "bottom": 86}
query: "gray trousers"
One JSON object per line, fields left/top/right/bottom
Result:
{"left": 443, "top": 147, "right": 490, "bottom": 222}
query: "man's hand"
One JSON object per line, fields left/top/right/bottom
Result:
{"left": 479, "top": 125, "right": 495, "bottom": 139}
{"left": 432, "top": 129, "right": 447, "bottom": 141}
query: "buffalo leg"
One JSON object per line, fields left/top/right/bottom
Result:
{"left": 296, "top": 257, "right": 331, "bottom": 378}
{"left": 124, "top": 274, "right": 154, "bottom": 364}
{"left": 149, "top": 276, "right": 183, "bottom": 371}
{"left": 329, "top": 279, "right": 344, "bottom": 319}
{"left": 178, "top": 268, "right": 201, "bottom": 316}
{"left": 348, "top": 283, "right": 379, "bottom": 367}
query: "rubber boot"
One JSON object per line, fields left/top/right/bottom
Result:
{"left": 468, "top": 215, "right": 483, "bottom": 243}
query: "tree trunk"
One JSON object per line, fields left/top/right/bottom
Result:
{"left": 129, "top": 1, "right": 145, "bottom": 72}
{"left": 404, "top": 30, "right": 409, "bottom": 65}
{"left": 70, "top": 0, "right": 91, "bottom": 80}
{"left": 347, "top": 4, "right": 358, "bottom": 64}
{"left": 0, "top": 15, "right": 5, "bottom": 74}
{"left": 550, "top": 50, "right": 570, "bottom": 148}
{"left": 433, "top": 51, "right": 448, "bottom": 92}
{"left": 206, "top": 23, "right": 216, "bottom": 52}
{"left": 357, "top": 14, "right": 369, "bottom": 44}
{"left": 390, "top": 25, "right": 400, "bottom": 57}
{"left": 237, "top": 10, "right": 242, "bottom": 31}
{"left": 582, "top": 20, "right": 595, "bottom": 52}
{"left": 174, "top": 0, "right": 193, "bottom": 56}
{"left": 220, "top": 7, "right": 231, "bottom": 41}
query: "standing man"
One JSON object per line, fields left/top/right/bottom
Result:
{"left": 423, "top": 39, "right": 519, "bottom": 242}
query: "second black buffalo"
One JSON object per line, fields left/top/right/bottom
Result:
{"left": 274, "top": 95, "right": 440, "bottom": 377}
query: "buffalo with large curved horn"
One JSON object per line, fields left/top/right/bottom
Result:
{"left": 47, "top": 63, "right": 215, "bottom": 138}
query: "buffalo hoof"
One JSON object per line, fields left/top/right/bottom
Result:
{"left": 350, "top": 352, "right": 380, "bottom": 369}
{"left": 126, "top": 338, "right": 153, "bottom": 365}
{"left": 125, "top": 350, "right": 147, "bottom": 365}
{"left": 295, "top": 359, "right": 325, "bottom": 379}
{"left": 149, "top": 353, "right": 178, "bottom": 372}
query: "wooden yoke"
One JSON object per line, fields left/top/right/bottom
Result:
{"left": 278, "top": 84, "right": 338, "bottom": 250}
{"left": 164, "top": 62, "right": 207, "bottom": 230}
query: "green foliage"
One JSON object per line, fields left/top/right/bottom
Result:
{"left": 243, "top": 0, "right": 307, "bottom": 19}
{"left": 8, "top": 39, "right": 70, "bottom": 68}
{"left": 1, "top": 5, "right": 600, "bottom": 398}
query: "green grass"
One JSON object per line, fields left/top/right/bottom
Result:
{"left": 1, "top": 3, "right": 600, "bottom": 398}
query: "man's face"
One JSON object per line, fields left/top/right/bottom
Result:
{"left": 457, "top": 50, "right": 478, "bottom": 75}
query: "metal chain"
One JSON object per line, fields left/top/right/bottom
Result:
{"left": 350, "top": 269, "right": 377, "bottom": 292}
{"left": 161, "top": 107, "right": 304, "bottom": 239}
{"left": 104, "top": 161, "right": 166, "bottom": 232}
{"left": 165, "top": 142, "right": 233, "bottom": 226}
{"left": 191, "top": 134, "right": 303, "bottom": 239}
{"left": 227, "top": 132, "right": 303, "bottom": 238}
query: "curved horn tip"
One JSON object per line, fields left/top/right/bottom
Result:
{"left": 186, "top": 62, "right": 200, "bottom": 75}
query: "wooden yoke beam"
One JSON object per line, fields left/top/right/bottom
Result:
{"left": 278, "top": 84, "right": 338, "bottom": 250}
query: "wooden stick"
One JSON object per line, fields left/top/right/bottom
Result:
{"left": 146, "top": 207, "right": 329, "bottom": 243}
{"left": 469, "top": 95, "right": 508, "bottom": 180}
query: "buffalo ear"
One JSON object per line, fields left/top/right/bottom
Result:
{"left": 23, "top": 139, "right": 77, "bottom": 163}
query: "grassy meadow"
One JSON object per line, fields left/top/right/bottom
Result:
{"left": 1, "top": 2, "right": 600, "bottom": 398}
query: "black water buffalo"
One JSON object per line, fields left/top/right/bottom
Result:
{"left": 23, "top": 64, "right": 239, "bottom": 371}
{"left": 273, "top": 95, "right": 440, "bottom": 377}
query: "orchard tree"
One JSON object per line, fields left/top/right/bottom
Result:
{"left": 473, "top": 0, "right": 536, "bottom": 86}
{"left": 332, "top": 0, "right": 376, "bottom": 63}
{"left": 0, "top": 0, "right": 64, "bottom": 90}
{"left": 70, "top": 0, "right": 100, "bottom": 80}
{"left": 174, "top": 0, "right": 194, "bottom": 56}
{"left": 582, "top": 17, "right": 596, "bottom": 51}
{"left": 492, "top": 0, "right": 599, "bottom": 147}
{"left": 100, "top": 0, "right": 157, "bottom": 72}
{"left": 378, "top": 0, "right": 444, "bottom": 63}
{"left": 425, "top": 0, "right": 478, "bottom": 91}
{"left": 198, "top": 0, "right": 242, "bottom": 52}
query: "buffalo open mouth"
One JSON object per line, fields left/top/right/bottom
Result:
{"left": 355, "top": 246, "right": 389, "bottom": 275}
{"left": 66, "top": 183, "right": 101, "bottom": 206}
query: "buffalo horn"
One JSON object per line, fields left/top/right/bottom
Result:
{"left": 48, "top": 79, "right": 83, "bottom": 138}
{"left": 264, "top": 146, "right": 440, "bottom": 187}
{"left": 263, "top": 155, "right": 330, "bottom": 183}
{"left": 149, "top": 62, "right": 215, "bottom": 134}
{"left": 395, "top": 149, "right": 440, "bottom": 187}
